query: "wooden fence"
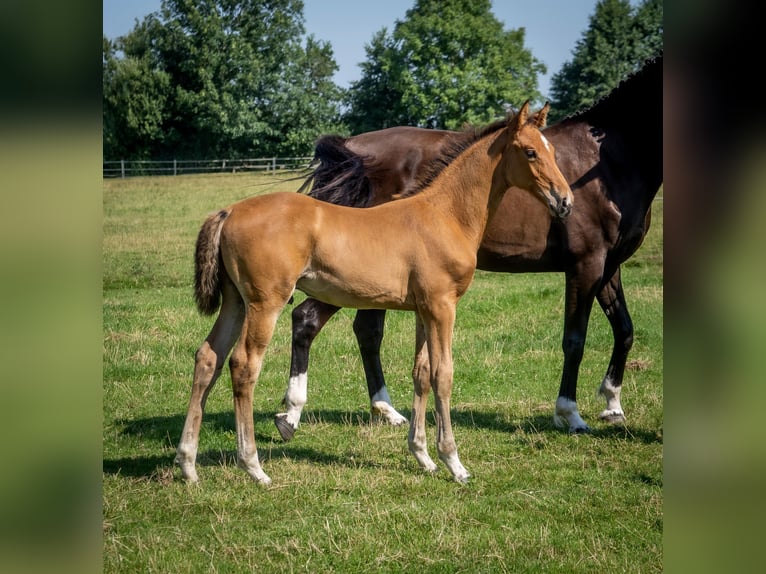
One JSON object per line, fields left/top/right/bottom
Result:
{"left": 103, "top": 156, "right": 313, "bottom": 178}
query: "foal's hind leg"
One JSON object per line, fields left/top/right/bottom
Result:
{"left": 230, "top": 301, "right": 285, "bottom": 485}
{"left": 275, "top": 298, "right": 341, "bottom": 441}
{"left": 595, "top": 268, "right": 631, "bottom": 424}
{"left": 176, "top": 281, "right": 244, "bottom": 482}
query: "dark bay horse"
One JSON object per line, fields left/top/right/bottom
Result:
{"left": 277, "top": 54, "right": 662, "bottom": 438}
{"left": 176, "top": 102, "right": 573, "bottom": 484}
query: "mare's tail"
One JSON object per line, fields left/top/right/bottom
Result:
{"left": 194, "top": 209, "right": 230, "bottom": 315}
{"left": 297, "top": 135, "right": 372, "bottom": 208}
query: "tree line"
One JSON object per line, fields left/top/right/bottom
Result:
{"left": 103, "top": 0, "right": 662, "bottom": 161}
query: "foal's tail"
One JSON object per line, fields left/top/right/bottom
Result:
{"left": 194, "top": 209, "right": 230, "bottom": 316}
{"left": 297, "top": 135, "right": 372, "bottom": 208}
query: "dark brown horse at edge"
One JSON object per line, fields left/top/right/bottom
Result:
{"left": 276, "top": 54, "right": 662, "bottom": 439}
{"left": 176, "top": 102, "right": 572, "bottom": 484}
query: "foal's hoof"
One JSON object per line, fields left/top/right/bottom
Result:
{"left": 274, "top": 414, "right": 296, "bottom": 442}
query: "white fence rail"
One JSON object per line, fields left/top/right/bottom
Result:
{"left": 103, "top": 157, "right": 313, "bottom": 178}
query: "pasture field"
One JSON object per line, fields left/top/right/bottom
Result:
{"left": 103, "top": 172, "right": 663, "bottom": 573}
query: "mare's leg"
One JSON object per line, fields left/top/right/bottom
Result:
{"left": 230, "top": 300, "right": 286, "bottom": 485}
{"left": 554, "top": 264, "right": 602, "bottom": 433}
{"left": 275, "top": 298, "right": 340, "bottom": 441}
{"left": 420, "top": 300, "right": 469, "bottom": 483}
{"left": 408, "top": 315, "right": 438, "bottom": 473}
{"left": 176, "top": 279, "right": 244, "bottom": 482}
{"left": 353, "top": 309, "right": 408, "bottom": 425}
{"left": 595, "top": 267, "right": 632, "bottom": 423}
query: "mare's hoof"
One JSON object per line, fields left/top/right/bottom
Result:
{"left": 569, "top": 425, "right": 592, "bottom": 435}
{"left": 274, "top": 414, "right": 296, "bottom": 442}
{"left": 599, "top": 411, "right": 626, "bottom": 424}
{"left": 371, "top": 401, "right": 408, "bottom": 426}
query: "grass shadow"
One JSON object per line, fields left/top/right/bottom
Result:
{"left": 105, "top": 408, "right": 388, "bottom": 480}
{"left": 104, "top": 406, "right": 661, "bottom": 480}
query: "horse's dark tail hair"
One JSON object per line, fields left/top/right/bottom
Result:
{"left": 297, "top": 135, "right": 372, "bottom": 208}
{"left": 194, "top": 209, "right": 230, "bottom": 315}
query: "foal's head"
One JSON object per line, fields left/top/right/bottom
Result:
{"left": 503, "top": 101, "right": 573, "bottom": 219}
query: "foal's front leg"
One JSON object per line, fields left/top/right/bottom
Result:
{"left": 423, "top": 302, "right": 469, "bottom": 483}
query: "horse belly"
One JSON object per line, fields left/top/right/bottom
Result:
{"left": 296, "top": 270, "right": 414, "bottom": 311}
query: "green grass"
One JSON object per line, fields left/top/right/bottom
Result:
{"left": 103, "top": 172, "right": 663, "bottom": 573}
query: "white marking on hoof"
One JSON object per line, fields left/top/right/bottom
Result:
{"left": 175, "top": 446, "right": 199, "bottom": 482}
{"left": 598, "top": 378, "right": 625, "bottom": 423}
{"left": 409, "top": 440, "right": 438, "bottom": 473}
{"left": 371, "top": 401, "right": 408, "bottom": 425}
{"left": 554, "top": 397, "right": 591, "bottom": 433}
{"left": 237, "top": 453, "right": 272, "bottom": 486}
{"left": 441, "top": 452, "right": 470, "bottom": 483}
{"left": 177, "top": 463, "right": 199, "bottom": 483}
{"left": 278, "top": 372, "right": 308, "bottom": 435}
{"left": 598, "top": 408, "right": 626, "bottom": 424}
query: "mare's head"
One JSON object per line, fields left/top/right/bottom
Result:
{"left": 503, "top": 101, "right": 573, "bottom": 219}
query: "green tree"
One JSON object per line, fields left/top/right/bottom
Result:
{"left": 342, "top": 30, "right": 408, "bottom": 134}
{"left": 345, "top": 0, "right": 544, "bottom": 133}
{"left": 549, "top": 0, "right": 663, "bottom": 121}
{"left": 633, "top": 0, "right": 663, "bottom": 61}
{"left": 103, "top": 0, "right": 345, "bottom": 160}
{"left": 103, "top": 35, "right": 171, "bottom": 160}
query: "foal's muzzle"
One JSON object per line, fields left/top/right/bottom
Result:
{"left": 548, "top": 188, "right": 573, "bottom": 219}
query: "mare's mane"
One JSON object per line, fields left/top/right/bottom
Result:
{"left": 562, "top": 53, "right": 662, "bottom": 125}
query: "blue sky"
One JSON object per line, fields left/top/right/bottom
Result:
{"left": 103, "top": 0, "right": 637, "bottom": 99}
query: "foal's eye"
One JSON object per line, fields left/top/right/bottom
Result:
{"left": 525, "top": 149, "right": 537, "bottom": 160}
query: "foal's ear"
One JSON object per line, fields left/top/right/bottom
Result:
{"left": 508, "top": 100, "right": 530, "bottom": 133}
{"left": 532, "top": 102, "right": 550, "bottom": 128}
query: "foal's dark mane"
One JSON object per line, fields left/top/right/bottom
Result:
{"left": 399, "top": 116, "right": 510, "bottom": 199}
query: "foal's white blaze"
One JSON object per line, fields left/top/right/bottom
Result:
{"left": 278, "top": 372, "right": 308, "bottom": 430}
{"left": 541, "top": 134, "right": 551, "bottom": 151}
{"left": 553, "top": 396, "right": 590, "bottom": 432}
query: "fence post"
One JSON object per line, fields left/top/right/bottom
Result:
{"left": 173, "top": 159, "right": 177, "bottom": 176}
{"left": 120, "top": 159, "right": 125, "bottom": 179}
{"left": 272, "top": 157, "right": 276, "bottom": 171}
